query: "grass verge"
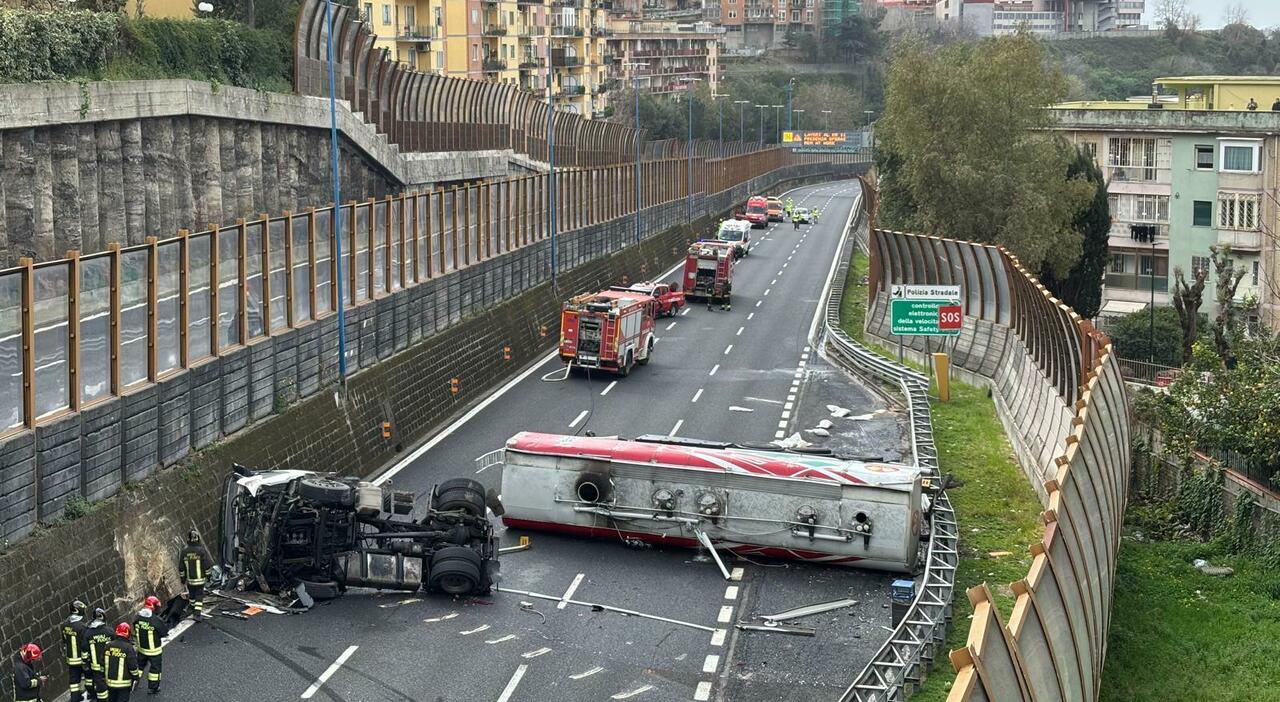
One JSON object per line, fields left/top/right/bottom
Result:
{"left": 838, "top": 250, "right": 1043, "bottom": 702}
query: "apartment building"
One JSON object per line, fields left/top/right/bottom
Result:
{"left": 608, "top": 18, "right": 723, "bottom": 97}
{"left": 720, "top": 0, "right": 822, "bottom": 50}
{"left": 934, "top": 0, "right": 1145, "bottom": 36}
{"left": 364, "top": 0, "right": 610, "bottom": 116}
{"left": 1050, "top": 77, "right": 1280, "bottom": 330}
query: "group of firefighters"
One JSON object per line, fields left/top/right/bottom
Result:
{"left": 782, "top": 197, "right": 821, "bottom": 230}
{"left": 11, "top": 530, "right": 213, "bottom": 701}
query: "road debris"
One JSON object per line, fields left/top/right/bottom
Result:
{"left": 761, "top": 598, "right": 859, "bottom": 622}
{"left": 827, "top": 405, "right": 851, "bottom": 418}
{"left": 808, "top": 428, "right": 831, "bottom": 437}
{"left": 729, "top": 406, "right": 755, "bottom": 413}
{"left": 1193, "top": 558, "right": 1234, "bottom": 577}
{"left": 497, "top": 586, "right": 717, "bottom": 633}
{"left": 774, "top": 433, "right": 810, "bottom": 449}
{"left": 500, "top": 536, "right": 532, "bottom": 554}
{"left": 817, "top": 419, "right": 833, "bottom": 429}
{"left": 736, "top": 622, "right": 816, "bottom": 637}
{"left": 694, "top": 529, "right": 732, "bottom": 580}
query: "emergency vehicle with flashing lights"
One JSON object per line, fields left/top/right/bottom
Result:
{"left": 559, "top": 288, "right": 657, "bottom": 376}
{"left": 766, "top": 197, "right": 785, "bottom": 222}
{"left": 683, "top": 240, "right": 734, "bottom": 310}
{"left": 744, "top": 196, "right": 769, "bottom": 228}
{"left": 612, "top": 281, "right": 685, "bottom": 317}
{"left": 715, "top": 219, "right": 752, "bottom": 258}
{"left": 496, "top": 432, "right": 928, "bottom": 572}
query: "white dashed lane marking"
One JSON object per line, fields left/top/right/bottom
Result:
{"left": 570, "top": 667, "right": 604, "bottom": 680}
{"left": 691, "top": 388, "right": 704, "bottom": 403}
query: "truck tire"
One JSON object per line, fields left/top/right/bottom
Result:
{"left": 618, "top": 351, "right": 633, "bottom": 377}
{"left": 638, "top": 338, "right": 653, "bottom": 365}
{"left": 298, "top": 477, "right": 356, "bottom": 508}
{"left": 434, "top": 482, "right": 487, "bottom": 517}
{"left": 429, "top": 547, "right": 483, "bottom": 595}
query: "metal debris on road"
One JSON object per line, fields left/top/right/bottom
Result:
{"left": 497, "top": 586, "right": 717, "bottom": 633}
{"left": 735, "top": 622, "right": 816, "bottom": 637}
{"left": 728, "top": 406, "right": 755, "bottom": 413}
{"left": 500, "top": 536, "right": 532, "bottom": 554}
{"left": 694, "top": 529, "right": 733, "bottom": 580}
{"left": 760, "top": 598, "right": 859, "bottom": 622}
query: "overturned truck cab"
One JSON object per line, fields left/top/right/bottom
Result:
{"left": 498, "top": 433, "right": 928, "bottom": 572}
{"left": 220, "top": 468, "right": 500, "bottom": 599}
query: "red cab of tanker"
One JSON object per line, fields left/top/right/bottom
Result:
{"left": 744, "top": 196, "right": 768, "bottom": 228}
{"left": 559, "top": 289, "right": 657, "bottom": 376}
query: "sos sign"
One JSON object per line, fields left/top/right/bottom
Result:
{"left": 939, "top": 305, "right": 962, "bottom": 332}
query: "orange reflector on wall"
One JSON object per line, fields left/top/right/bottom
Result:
{"left": 450, "top": 378, "right": 460, "bottom": 395}
{"left": 382, "top": 421, "right": 392, "bottom": 439}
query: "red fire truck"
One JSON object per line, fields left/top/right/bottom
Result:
{"left": 559, "top": 288, "right": 657, "bottom": 376}
{"left": 683, "top": 241, "right": 734, "bottom": 310}
{"left": 744, "top": 196, "right": 769, "bottom": 228}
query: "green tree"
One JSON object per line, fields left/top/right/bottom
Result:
{"left": 822, "top": 14, "right": 883, "bottom": 63}
{"left": 1108, "top": 306, "right": 1185, "bottom": 368}
{"left": 876, "top": 34, "right": 1094, "bottom": 276}
{"left": 1040, "top": 147, "right": 1108, "bottom": 318}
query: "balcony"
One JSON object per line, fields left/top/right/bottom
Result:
{"left": 1218, "top": 228, "right": 1263, "bottom": 250}
{"left": 557, "top": 85, "right": 586, "bottom": 97}
{"left": 396, "top": 25, "right": 436, "bottom": 42}
{"left": 483, "top": 24, "right": 508, "bottom": 36}
{"left": 1107, "top": 165, "right": 1159, "bottom": 183}
{"left": 601, "top": 52, "right": 615, "bottom": 64}
{"left": 518, "top": 58, "right": 545, "bottom": 70}
{"left": 552, "top": 53, "right": 582, "bottom": 67}
{"left": 1108, "top": 222, "right": 1168, "bottom": 251}
{"left": 482, "top": 58, "right": 509, "bottom": 72}
{"left": 1106, "top": 272, "right": 1168, "bottom": 294}
{"left": 554, "top": 0, "right": 583, "bottom": 6}
{"left": 552, "top": 25, "right": 585, "bottom": 37}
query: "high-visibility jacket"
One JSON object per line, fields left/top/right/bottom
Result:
{"left": 179, "top": 544, "right": 213, "bottom": 586}
{"left": 103, "top": 638, "right": 140, "bottom": 689}
{"left": 132, "top": 614, "right": 168, "bottom": 657}
{"left": 11, "top": 653, "right": 41, "bottom": 701}
{"left": 84, "top": 622, "right": 112, "bottom": 672}
{"left": 63, "top": 616, "right": 88, "bottom": 665}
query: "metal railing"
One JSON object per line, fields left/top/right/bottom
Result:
{"left": 819, "top": 180, "right": 958, "bottom": 702}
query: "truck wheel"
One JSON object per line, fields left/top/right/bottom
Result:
{"left": 619, "top": 352, "right": 633, "bottom": 377}
{"left": 434, "top": 481, "right": 487, "bottom": 517}
{"left": 429, "top": 547, "right": 483, "bottom": 595}
{"left": 298, "top": 477, "right": 356, "bottom": 508}
{"left": 638, "top": 339, "right": 653, "bottom": 365}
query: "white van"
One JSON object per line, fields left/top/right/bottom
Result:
{"left": 715, "top": 219, "right": 753, "bottom": 258}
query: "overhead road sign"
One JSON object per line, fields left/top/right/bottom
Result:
{"left": 780, "top": 131, "right": 864, "bottom": 153}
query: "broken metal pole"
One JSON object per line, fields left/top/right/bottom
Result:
{"left": 694, "top": 529, "right": 732, "bottom": 580}
{"left": 760, "top": 598, "right": 859, "bottom": 622}
{"left": 496, "top": 586, "right": 717, "bottom": 633}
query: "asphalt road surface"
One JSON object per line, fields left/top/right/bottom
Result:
{"left": 155, "top": 181, "right": 909, "bottom": 702}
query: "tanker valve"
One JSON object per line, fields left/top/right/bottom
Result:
{"left": 852, "top": 512, "right": 873, "bottom": 547}
{"left": 796, "top": 505, "right": 818, "bottom": 540}
{"left": 696, "top": 492, "right": 722, "bottom": 518}
{"left": 651, "top": 488, "right": 678, "bottom": 513}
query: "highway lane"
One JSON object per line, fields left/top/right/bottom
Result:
{"left": 157, "top": 180, "right": 906, "bottom": 702}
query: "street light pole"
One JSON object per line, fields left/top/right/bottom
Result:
{"left": 685, "top": 78, "right": 703, "bottom": 221}
{"left": 735, "top": 100, "right": 749, "bottom": 143}
{"left": 786, "top": 77, "right": 795, "bottom": 131}
{"left": 547, "top": 70, "right": 557, "bottom": 282}
{"left": 793, "top": 108, "right": 805, "bottom": 131}
{"left": 626, "top": 62, "right": 648, "bottom": 244}
{"left": 821, "top": 109, "right": 832, "bottom": 130}
{"left": 772, "top": 104, "right": 781, "bottom": 143}
{"left": 755, "top": 104, "right": 765, "bottom": 147}
{"left": 712, "top": 92, "right": 729, "bottom": 148}
{"left": 324, "top": 0, "right": 347, "bottom": 382}
{"left": 1150, "top": 238, "right": 1156, "bottom": 364}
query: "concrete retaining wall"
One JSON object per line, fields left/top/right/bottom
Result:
{"left": 0, "top": 80, "right": 513, "bottom": 264}
{"left": 863, "top": 228, "right": 1130, "bottom": 702}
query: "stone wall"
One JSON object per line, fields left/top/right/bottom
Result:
{"left": 0, "top": 163, "right": 864, "bottom": 700}
{"left": 0, "top": 80, "right": 513, "bottom": 265}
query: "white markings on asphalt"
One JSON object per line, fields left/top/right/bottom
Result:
{"left": 724, "top": 586, "right": 739, "bottom": 599}
{"left": 496, "top": 664, "right": 530, "bottom": 702}
{"left": 782, "top": 262, "right": 788, "bottom": 269}
{"left": 777, "top": 420, "right": 788, "bottom": 429}
{"left": 798, "top": 360, "right": 807, "bottom": 368}
{"left": 669, "top": 419, "right": 684, "bottom": 436}
{"left": 300, "top": 645, "right": 358, "bottom": 699}
{"left": 781, "top": 410, "right": 791, "bottom": 420}
{"left": 665, "top": 321, "right": 676, "bottom": 331}
{"left": 723, "top": 344, "right": 733, "bottom": 355}
{"left": 770, "top": 279, "right": 777, "bottom": 285}
{"left": 558, "top": 573, "right": 586, "bottom": 609}
{"left": 522, "top": 647, "right": 553, "bottom": 659}
{"left": 681, "top": 307, "right": 690, "bottom": 316}
{"left": 486, "top": 634, "right": 517, "bottom": 645}
{"left": 571, "top": 667, "right": 604, "bottom": 680}
{"left": 718, "top": 606, "right": 734, "bottom": 623}
{"left": 703, "top": 655, "right": 721, "bottom": 673}
{"left": 755, "top": 300, "right": 763, "bottom": 308}
{"left": 784, "top": 402, "right": 794, "bottom": 411}
{"left": 711, "top": 629, "right": 727, "bottom": 646}
{"left": 569, "top": 410, "right": 589, "bottom": 428}
{"left": 787, "top": 255, "right": 793, "bottom": 261}
{"left": 793, "top": 370, "right": 804, "bottom": 378}
{"left": 763, "top": 288, "right": 771, "bottom": 296}
{"left": 459, "top": 624, "right": 491, "bottom": 635}
{"left": 709, "top": 364, "right": 719, "bottom": 376}
{"left": 736, "top": 326, "right": 744, "bottom": 336}
{"left": 423, "top": 613, "right": 459, "bottom": 623}
{"left": 747, "top": 313, "right": 754, "bottom": 321}
{"left": 775, "top": 430, "right": 786, "bottom": 439}
{"left": 612, "top": 685, "right": 654, "bottom": 699}
{"left": 695, "top": 682, "right": 714, "bottom": 701}
{"left": 730, "top": 567, "right": 744, "bottom": 581}
{"left": 804, "top": 345, "right": 811, "bottom": 352}
{"left": 801, "top": 352, "right": 809, "bottom": 360}
{"left": 160, "top": 620, "right": 193, "bottom": 650}
{"left": 601, "top": 381, "right": 617, "bottom": 397}
{"left": 691, "top": 388, "right": 704, "bottom": 403}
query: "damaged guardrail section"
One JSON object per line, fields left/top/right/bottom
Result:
{"left": 824, "top": 180, "right": 958, "bottom": 701}
{"left": 863, "top": 224, "right": 1130, "bottom": 702}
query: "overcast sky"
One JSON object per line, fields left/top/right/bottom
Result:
{"left": 1146, "top": 1, "right": 1280, "bottom": 30}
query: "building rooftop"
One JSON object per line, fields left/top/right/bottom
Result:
{"left": 1052, "top": 75, "right": 1280, "bottom": 112}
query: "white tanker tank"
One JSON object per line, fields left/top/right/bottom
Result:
{"left": 496, "top": 432, "right": 927, "bottom": 572}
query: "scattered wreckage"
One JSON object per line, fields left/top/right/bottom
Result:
{"left": 218, "top": 466, "right": 501, "bottom": 603}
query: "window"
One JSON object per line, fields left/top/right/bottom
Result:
{"left": 1252, "top": 261, "right": 1260, "bottom": 286}
{"left": 1107, "top": 137, "right": 1158, "bottom": 181}
{"left": 1133, "top": 194, "right": 1168, "bottom": 223}
{"left": 1193, "top": 200, "right": 1213, "bottom": 227}
{"left": 381, "top": 4, "right": 390, "bottom": 24}
{"left": 1110, "top": 255, "right": 1126, "bottom": 273}
{"left": 404, "top": 5, "right": 414, "bottom": 27}
{"left": 1195, "top": 145, "right": 1214, "bottom": 170}
{"left": 1220, "top": 140, "right": 1260, "bottom": 173}
{"left": 471, "top": 8, "right": 479, "bottom": 23}
{"left": 407, "top": 48, "right": 417, "bottom": 67}
{"left": 1191, "top": 256, "right": 1210, "bottom": 278}
{"left": 1080, "top": 141, "right": 1098, "bottom": 160}
{"left": 1138, "top": 255, "right": 1167, "bottom": 277}
{"left": 1218, "top": 192, "right": 1260, "bottom": 230}
{"left": 363, "top": 2, "right": 372, "bottom": 22}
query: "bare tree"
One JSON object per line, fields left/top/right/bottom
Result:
{"left": 1154, "top": 0, "right": 1188, "bottom": 28}
{"left": 1223, "top": 2, "right": 1250, "bottom": 26}
{"left": 1211, "top": 246, "right": 1247, "bottom": 364}
{"left": 1171, "top": 264, "right": 1207, "bottom": 365}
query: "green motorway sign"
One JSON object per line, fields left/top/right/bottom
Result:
{"left": 890, "top": 299, "right": 962, "bottom": 337}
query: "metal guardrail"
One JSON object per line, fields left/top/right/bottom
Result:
{"left": 819, "top": 183, "right": 958, "bottom": 702}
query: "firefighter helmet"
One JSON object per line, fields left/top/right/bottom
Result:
{"left": 143, "top": 596, "right": 161, "bottom": 610}
{"left": 115, "top": 622, "right": 131, "bottom": 638}
{"left": 19, "top": 643, "right": 42, "bottom": 663}
{"left": 93, "top": 607, "right": 106, "bottom": 621}
{"left": 188, "top": 529, "right": 201, "bottom": 544}
{"left": 70, "top": 600, "right": 87, "bottom": 618}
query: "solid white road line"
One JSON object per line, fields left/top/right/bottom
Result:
{"left": 669, "top": 419, "right": 684, "bottom": 436}
{"left": 709, "top": 364, "right": 719, "bottom": 376}
{"left": 496, "top": 664, "right": 530, "bottom": 702}
{"left": 570, "top": 666, "right": 604, "bottom": 680}
{"left": 569, "top": 410, "right": 590, "bottom": 428}
{"left": 300, "top": 645, "right": 358, "bottom": 699}
{"left": 558, "top": 573, "right": 585, "bottom": 610}
{"left": 691, "top": 388, "right": 704, "bottom": 403}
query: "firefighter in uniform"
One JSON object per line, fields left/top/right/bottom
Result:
{"left": 62, "top": 601, "right": 89, "bottom": 700}
{"left": 133, "top": 597, "right": 168, "bottom": 694}
{"left": 103, "top": 623, "right": 142, "bottom": 702}
{"left": 11, "top": 643, "right": 46, "bottom": 702}
{"left": 84, "top": 608, "right": 113, "bottom": 701}
{"left": 178, "top": 529, "right": 213, "bottom": 617}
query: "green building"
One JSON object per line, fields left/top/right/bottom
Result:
{"left": 822, "top": 0, "right": 860, "bottom": 35}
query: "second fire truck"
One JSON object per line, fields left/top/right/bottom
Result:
{"left": 559, "top": 288, "right": 657, "bottom": 376}
{"left": 683, "top": 240, "right": 734, "bottom": 311}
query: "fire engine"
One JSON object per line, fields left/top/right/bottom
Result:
{"left": 559, "top": 288, "right": 657, "bottom": 376}
{"left": 497, "top": 433, "right": 927, "bottom": 572}
{"left": 744, "top": 196, "right": 768, "bottom": 228}
{"left": 683, "top": 240, "right": 734, "bottom": 310}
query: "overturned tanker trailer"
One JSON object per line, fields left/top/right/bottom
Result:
{"left": 219, "top": 467, "right": 500, "bottom": 599}
{"left": 497, "top": 433, "right": 928, "bottom": 572}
